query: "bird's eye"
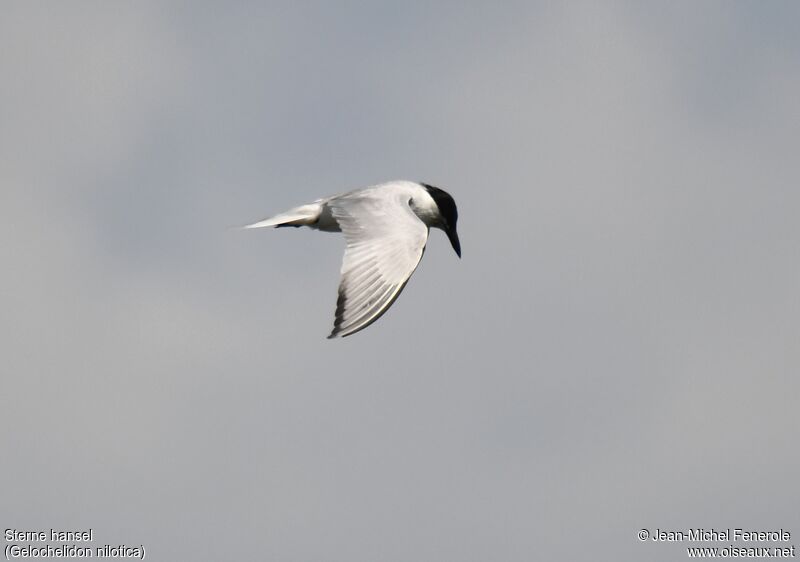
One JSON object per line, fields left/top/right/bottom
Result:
{"left": 408, "top": 198, "right": 414, "bottom": 206}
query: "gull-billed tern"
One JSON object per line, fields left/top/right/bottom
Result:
{"left": 245, "top": 180, "right": 460, "bottom": 338}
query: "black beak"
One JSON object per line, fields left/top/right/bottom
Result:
{"left": 446, "top": 227, "right": 461, "bottom": 258}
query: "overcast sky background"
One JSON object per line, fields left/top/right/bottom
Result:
{"left": 2, "top": 2, "right": 799, "bottom": 560}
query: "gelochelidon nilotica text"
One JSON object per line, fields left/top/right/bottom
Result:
{"left": 244, "top": 180, "right": 460, "bottom": 338}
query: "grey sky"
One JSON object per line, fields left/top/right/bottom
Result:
{"left": 2, "top": 2, "right": 798, "bottom": 560}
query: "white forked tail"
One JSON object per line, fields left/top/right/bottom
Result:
{"left": 243, "top": 203, "right": 321, "bottom": 229}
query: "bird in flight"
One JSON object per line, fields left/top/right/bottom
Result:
{"left": 245, "top": 180, "right": 460, "bottom": 338}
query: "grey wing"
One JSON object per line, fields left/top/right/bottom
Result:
{"left": 327, "top": 192, "right": 429, "bottom": 338}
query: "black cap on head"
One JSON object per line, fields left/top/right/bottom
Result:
{"left": 421, "top": 183, "right": 460, "bottom": 258}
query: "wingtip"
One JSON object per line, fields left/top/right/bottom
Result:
{"left": 328, "top": 326, "right": 354, "bottom": 339}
